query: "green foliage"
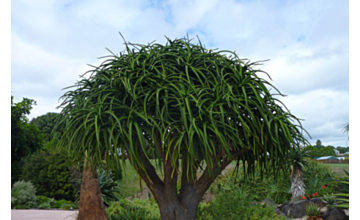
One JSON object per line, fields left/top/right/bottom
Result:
{"left": 288, "top": 148, "right": 309, "bottom": 175}
{"left": 11, "top": 180, "right": 37, "bottom": 208}
{"left": 11, "top": 96, "right": 44, "bottom": 184}
{"left": 55, "top": 36, "right": 309, "bottom": 182}
{"left": 21, "top": 148, "right": 78, "bottom": 201}
{"left": 215, "top": 169, "right": 291, "bottom": 204}
{"left": 61, "top": 203, "right": 75, "bottom": 210}
{"left": 13, "top": 205, "right": 32, "bottom": 209}
{"left": 336, "top": 146, "right": 349, "bottom": 154}
{"left": 303, "top": 145, "right": 337, "bottom": 159}
{"left": 106, "top": 199, "right": 160, "bottom": 220}
{"left": 305, "top": 203, "right": 322, "bottom": 217}
{"left": 98, "top": 169, "right": 123, "bottom": 205}
{"left": 196, "top": 185, "right": 286, "bottom": 220}
{"left": 38, "top": 202, "right": 51, "bottom": 209}
{"left": 50, "top": 199, "right": 74, "bottom": 209}
{"left": 75, "top": 167, "right": 122, "bottom": 206}
{"left": 31, "top": 112, "right": 62, "bottom": 142}
{"left": 36, "top": 195, "right": 51, "bottom": 204}
{"left": 303, "top": 160, "right": 337, "bottom": 195}
{"left": 316, "top": 140, "right": 322, "bottom": 147}
{"left": 323, "top": 170, "right": 349, "bottom": 209}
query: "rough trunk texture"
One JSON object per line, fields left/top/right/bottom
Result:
{"left": 290, "top": 164, "right": 305, "bottom": 202}
{"left": 77, "top": 152, "right": 108, "bottom": 220}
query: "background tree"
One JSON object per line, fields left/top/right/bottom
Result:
{"left": 21, "top": 148, "right": 79, "bottom": 201}
{"left": 31, "top": 112, "right": 63, "bottom": 143}
{"left": 55, "top": 36, "right": 310, "bottom": 220}
{"left": 288, "top": 148, "right": 309, "bottom": 201}
{"left": 11, "top": 96, "right": 44, "bottom": 184}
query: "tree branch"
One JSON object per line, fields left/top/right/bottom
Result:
{"left": 195, "top": 148, "right": 246, "bottom": 200}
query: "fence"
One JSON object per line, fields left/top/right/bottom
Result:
{"left": 316, "top": 159, "right": 349, "bottom": 164}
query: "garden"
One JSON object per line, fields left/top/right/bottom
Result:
{"left": 11, "top": 36, "right": 349, "bottom": 220}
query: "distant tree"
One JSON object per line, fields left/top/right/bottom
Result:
{"left": 11, "top": 96, "right": 44, "bottom": 184}
{"left": 318, "top": 146, "right": 337, "bottom": 157}
{"left": 303, "top": 146, "right": 319, "bottom": 159}
{"left": 316, "top": 140, "right": 322, "bottom": 147}
{"left": 21, "top": 148, "right": 79, "bottom": 201}
{"left": 31, "top": 112, "right": 62, "bottom": 142}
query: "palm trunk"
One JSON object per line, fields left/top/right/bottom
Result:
{"left": 77, "top": 151, "right": 108, "bottom": 220}
{"left": 290, "top": 164, "right": 305, "bottom": 202}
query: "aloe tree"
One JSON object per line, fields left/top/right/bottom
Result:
{"left": 288, "top": 148, "right": 309, "bottom": 201}
{"left": 55, "top": 35, "right": 309, "bottom": 220}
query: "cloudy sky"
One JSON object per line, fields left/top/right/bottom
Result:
{"left": 11, "top": 0, "right": 349, "bottom": 147}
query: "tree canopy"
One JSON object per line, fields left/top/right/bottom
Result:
{"left": 55, "top": 36, "right": 310, "bottom": 219}
{"left": 11, "top": 96, "right": 44, "bottom": 184}
{"left": 31, "top": 112, "right": 62, "bottom": 142}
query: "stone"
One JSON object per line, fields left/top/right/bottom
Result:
{"left": 322, "top": 208, "right": 349, "bottom": 220}
{"left": 260, "top": 198, "right": 277, "bottom": 207}
{"left": 277, "top": 200, "right": 309, "bottom": 218}
{"left": 309, "top": 197, "right": 325, "bottom": 207}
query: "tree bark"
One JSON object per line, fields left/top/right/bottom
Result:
{"left": 290, "top": 164, "right": 305, "bottom": 201}
{"left": 78, "top": 151, "right": 108, "bottom": 220}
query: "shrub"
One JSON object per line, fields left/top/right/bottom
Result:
{"left": 196, "top": 186, "right": 287, "bottom": 220}
{"left": 60, "top": 203, "right": 75, "bottom": 210}
{"left": 36, "top": 195, "right": 51, "bottom": 204}
{"left": 51, "top": 199, "right": 74, "bottom": 209}
{"left": 303, "top": 160, "right": 337, "bottom": 195}
{"left": 11, "top": 180, "right": 37, "bottom": 209}
{"left": 106, "top": 199, "right": 160, "bottom": 220}
{"left": 305, "top": 203, "right": 322, "bottom": 218}
{"left": 21, "top": 148, "right": 79, "bottom": 201}
{"left": 38, "top": 202, "right": 51, "bottom": 209}
{"left": 13, "top": 205, "right": 31, "bottom": 209}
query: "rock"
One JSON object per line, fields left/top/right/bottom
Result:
{"left": 322, "top": 208, "right": 349, "bottom": 220}
{"left": 309, "top": 197, "right": 325, "bottom": 207}
{"left": 260, "top": 198, "right": 277, "bottom": 207}
{"left": 277, "top": 200, "right": 309, "bottom": 218}
{"left": 275, "top": 208, "right": 290, "bottom": 219}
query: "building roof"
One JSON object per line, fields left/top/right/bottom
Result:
{"left": 315, "top": 156, "right": 338, "bottom": 160}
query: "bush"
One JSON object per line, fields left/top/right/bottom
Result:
{"left": 21, "top": 148, "right": 79, "bottom": 201}
{"left": 36, "top": 195, "right": 51, "bottom": 204}
{"left": 51, "top": 199, "right": 74, "bottom": 209}
{"left": 13, "top": 205, "right": 31, "bottom": 209}
{"left": 11, "top": 180, "right": 37, "bottom": 209}
{"left": 303, "top": 160, "right": 337, "bottom": 195}
{"left": 197, "top": 184, "right": 287, "bottom": 220}
{"left": 106, "top": 199, "right": 160, "bottom": 220}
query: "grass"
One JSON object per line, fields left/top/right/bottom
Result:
{"left": 322, "top": 163, "right": 349, "bottom": 177}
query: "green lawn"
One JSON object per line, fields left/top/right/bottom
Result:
{"left": 323, "top": 163, "right": 349, "bottom": 168}
{"left": 322, "top": 163, "right": 349, "bottom": 177}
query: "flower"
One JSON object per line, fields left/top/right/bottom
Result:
{"left": 307, "top": 195, "right": 310, "bottom": 198}
{"left": 312, "top": 193, "right": 315, "bottom": 197}
{"left": 302, "top": 196, "right": 306, "bottom": 200}
{"left": 315, "top": 192, "right": 319, "bottom": 196}
{"left": 322, "top": 185, "right": 326, "bottom": 189}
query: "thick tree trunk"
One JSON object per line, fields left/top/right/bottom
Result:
{"left": 77, "top": 151, "right": 108, "bottom": 220}
{"left": 290, "top": 164, "right": 305, "bottom": 201}
{"left": 156, "top": 194, "right": 200, "bottom": 220}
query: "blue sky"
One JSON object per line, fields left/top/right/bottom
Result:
{"left": 11, "top": 0, "right": 349, "bottom": 147}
